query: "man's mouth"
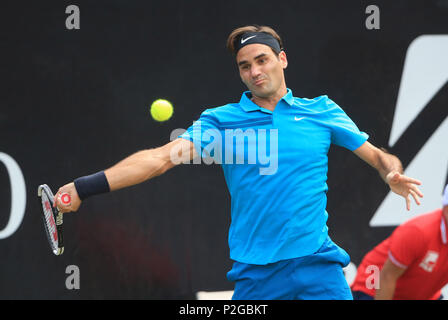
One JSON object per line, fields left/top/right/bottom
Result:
{"left": 254, "top": 79, "right": 266, "bottom": 86}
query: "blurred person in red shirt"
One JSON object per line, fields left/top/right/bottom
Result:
{"left": 351, "top": 184, "right": 448, "bottom": 300}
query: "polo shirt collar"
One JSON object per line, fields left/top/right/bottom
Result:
{"left": 239, "top": 88, "right": 294, "bottom": 112}
{"left": 282, "top": 88, "right": 294, "bottom": 106}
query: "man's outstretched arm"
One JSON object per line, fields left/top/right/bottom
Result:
{"left": 353, "top": 141, "right": 423, "bottom": 210}
{"left": 54, "top": 138, "right": 197, "bottom": 213}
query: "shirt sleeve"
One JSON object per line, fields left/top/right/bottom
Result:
{"left": 388, "top": 224, "right": 426, "bottom": 269}
{"left": 326, "top": 98, "right": 369, "bottom": 151}
{"left": 178, "top": 109, "right": 222, "bottom": 160}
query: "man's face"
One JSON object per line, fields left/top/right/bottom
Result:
{"left": 236, "top": 44, "right": 288, "bottom": 99}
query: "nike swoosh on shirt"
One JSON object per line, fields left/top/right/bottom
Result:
{"left": 294, "top": 116, "right": 306, "bottom": 121}
{"left": 241, "top": 35, "right": 257, "bottom": 44}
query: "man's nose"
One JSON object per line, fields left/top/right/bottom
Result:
{"left": 250, "top": 65, "right": 262, "bottom": 78}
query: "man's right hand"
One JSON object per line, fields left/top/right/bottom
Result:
{"left": 53, "top": 182, "right": 82, "bottom": 213}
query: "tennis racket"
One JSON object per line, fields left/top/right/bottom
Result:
{"left": 37, "top": 184, "right": 71, "bottom": 255}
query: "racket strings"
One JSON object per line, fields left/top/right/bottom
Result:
{"left": 40, "top": 190, "right": 58, "bottom": 249}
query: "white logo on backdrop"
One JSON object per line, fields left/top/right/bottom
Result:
{"left": 370, "top": 35, "right": 448, "bottom": 227}
{"left": 0, "top": 152, "right": 26, "bottom": 239}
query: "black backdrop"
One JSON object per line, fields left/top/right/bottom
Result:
{"left": 0, "top": 0, "right": 447, "bottom": 299}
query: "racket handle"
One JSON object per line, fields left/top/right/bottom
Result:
{"left": 58, "top": 193, "right": 72, "bottom": 206}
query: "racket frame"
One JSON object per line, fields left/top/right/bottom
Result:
{"left": 38, "top": 184, "right": 64, "bottom": 255}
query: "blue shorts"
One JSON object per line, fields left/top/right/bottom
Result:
{"left": 351, "top": 291, "right": 374, "bottom": 300}
{"left": 226, "top": 236, "right": 352, "bottom": 300}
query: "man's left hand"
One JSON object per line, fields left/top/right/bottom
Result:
{"left": 386, "top": 171, "right": 424, "bottom": 211}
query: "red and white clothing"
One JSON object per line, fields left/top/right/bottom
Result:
{"left": 351, "top": 209, "right": 448, "bottom": 300}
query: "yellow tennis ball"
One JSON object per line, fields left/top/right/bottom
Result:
{"left": 150, "top": 99, "right": 173, "bottom": 122}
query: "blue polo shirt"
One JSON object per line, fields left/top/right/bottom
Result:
{"left": 180, "top": 89, "right": 368, "bottom": 265}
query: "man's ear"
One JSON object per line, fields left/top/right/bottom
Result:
{"left": 279, "top": 51, "right": 288, "bottom": 69}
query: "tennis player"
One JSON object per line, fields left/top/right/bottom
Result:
{"left": 351, "top": 184, "right": 448, "bottom": 300}
{"left": 54, "top": 25, "right": 423, "bottom": 300}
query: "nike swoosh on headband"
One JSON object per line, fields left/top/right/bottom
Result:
{"left": 241, "top": 35, "right": 257, "bottom": 44}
